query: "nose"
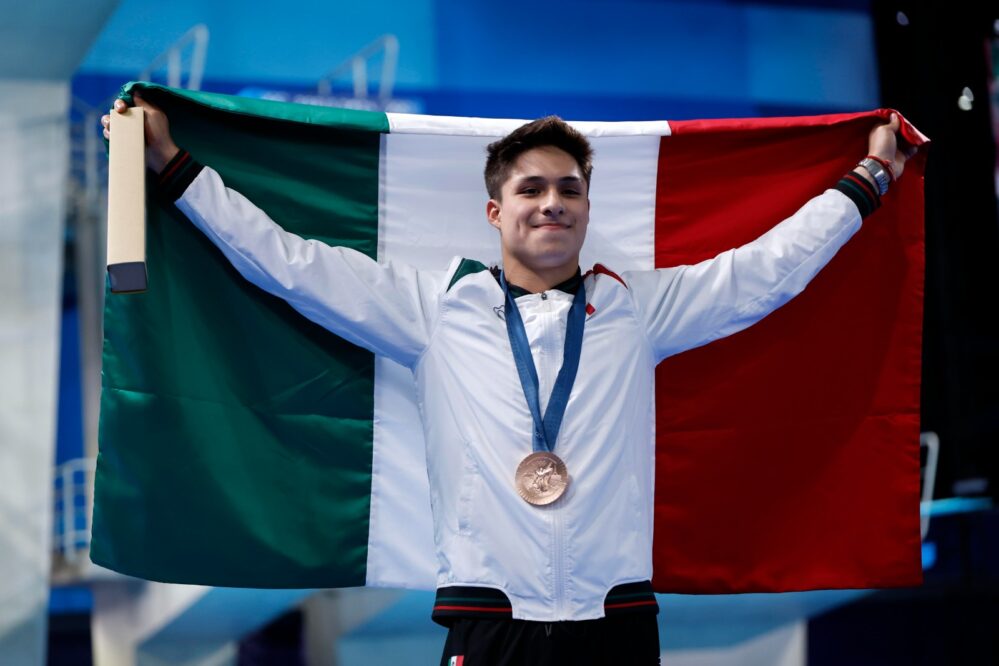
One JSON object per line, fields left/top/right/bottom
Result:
{"left": 542, "top": 190, "right": 565, "bottom": 217}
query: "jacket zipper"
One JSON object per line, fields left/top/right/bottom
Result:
{"left": 540, "top": 291, "right": 567, "bottom": 618}
{"left": 553, "top": 499, "right": 567, "bottom": 617}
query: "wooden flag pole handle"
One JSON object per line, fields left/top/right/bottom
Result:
{"left": 106, "top": 107, "right": 148, "bottom": 294}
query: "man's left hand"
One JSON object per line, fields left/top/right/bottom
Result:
{"left": 868, "top": 113, "right": 918, "bottom": 181}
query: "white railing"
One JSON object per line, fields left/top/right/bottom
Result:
{"left": 68, "top": 97, "right": 110, "bottom": 466}
{"left": 53, "top": 457, "right": 97, "bottom": 565}
{"left": 317, "top": 34, "right": 399, "bottom": 103}
{"left": 138, "top": 23, "right": 210, "bottom": 91}
{"left": 919, "top": 431, "right": 940, "bottom": 541}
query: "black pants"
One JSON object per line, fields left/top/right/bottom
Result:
{"left": 439, "top": 614, "right": 661, "bottom": 665}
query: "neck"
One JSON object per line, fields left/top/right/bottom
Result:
{"left": 502, "top": 259, "right": 580, "bottom": 294}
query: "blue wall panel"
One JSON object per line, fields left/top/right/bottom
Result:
{"left": 80, "top": 0, "right": 438, "bottom": 87}
{"left": 433, "top": 0, "right": 750, "bottom": 99}
{"left": 79, "top": 0, "right": 878, "bottom": 113}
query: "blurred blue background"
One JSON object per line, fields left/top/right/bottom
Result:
{"left": 72, "top": 0, "right": 878, "bottom": 119}
{"left": 2, "top": 1, "right": 997, "bottom": 665}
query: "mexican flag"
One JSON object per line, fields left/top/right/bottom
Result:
{"left": 93, "top": 81, "right": 928, "bottom": 593}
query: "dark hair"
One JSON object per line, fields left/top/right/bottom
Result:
{"left": 484, "top": 116, "right": 593, "bottom": 200}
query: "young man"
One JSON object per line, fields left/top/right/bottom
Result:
{"left": 103, "top": 97, "right": 913, "bottom": 665}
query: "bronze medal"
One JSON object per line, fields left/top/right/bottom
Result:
{"left": 516, "top": 451, "right": 569, "bottom": 506}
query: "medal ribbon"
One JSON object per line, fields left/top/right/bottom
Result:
{"left": 500, "top": 270, "right": 586, "bottom": 454}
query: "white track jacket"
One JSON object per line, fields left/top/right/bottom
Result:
{"left": 176, "top": 166, "right": 863, "bottom": 621}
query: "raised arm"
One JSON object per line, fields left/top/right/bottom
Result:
{"left": 625, "top": 114, "right": 916, "bottom": 363}
{"left": 102, "top": 94, "right": 445, "bottom": 368}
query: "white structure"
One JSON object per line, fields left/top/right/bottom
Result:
{"left": 0, "top": 2, "right": 120, "bottom": 664}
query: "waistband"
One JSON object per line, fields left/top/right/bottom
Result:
{"left": 432, "top": 580, "right": 659, "bottom": 626}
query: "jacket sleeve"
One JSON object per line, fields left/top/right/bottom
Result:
{"left": 175, "top": 165, "right": 448, "bottom": 368}
{"left": 624, "top": 188, "right": 863, "bottom": 363}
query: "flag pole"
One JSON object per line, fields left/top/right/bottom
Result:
{"left": 106, "top": 106, "right": 148, "bottom": 294}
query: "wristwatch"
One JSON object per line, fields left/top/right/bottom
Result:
{"left": 857, "top": 157, "right": 890, "bottom": 196}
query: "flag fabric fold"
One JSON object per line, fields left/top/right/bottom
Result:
{"left": 92, "top": 81, "right": 927, "bottom": 592}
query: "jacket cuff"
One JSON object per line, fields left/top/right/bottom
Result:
{"left": 834, "top": 171, "right": 881, "bottom": 219}
{"left": 157, "top": 149, "right": 204, "bottom": 203}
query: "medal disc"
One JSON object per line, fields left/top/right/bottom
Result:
{"left": 516, "top": 451, "right": 569, "bottom": 505}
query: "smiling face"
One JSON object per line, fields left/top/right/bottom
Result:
{"left": 486, "top": 145, "right": 590, "bottom": 291}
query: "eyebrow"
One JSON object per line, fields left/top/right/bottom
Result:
{"left": 515, "top": 175, "right": 584, "bottom": 186}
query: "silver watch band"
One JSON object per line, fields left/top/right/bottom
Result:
{"left": 858, "top": 158, "right": 890, "bottom": 196}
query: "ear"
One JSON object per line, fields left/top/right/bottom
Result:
{"left": 486, "top": 198, "right": 502, "bottom": 231}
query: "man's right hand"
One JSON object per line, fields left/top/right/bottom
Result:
{"left": 101, "top": 90, "right": 180, "bottom": 174}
